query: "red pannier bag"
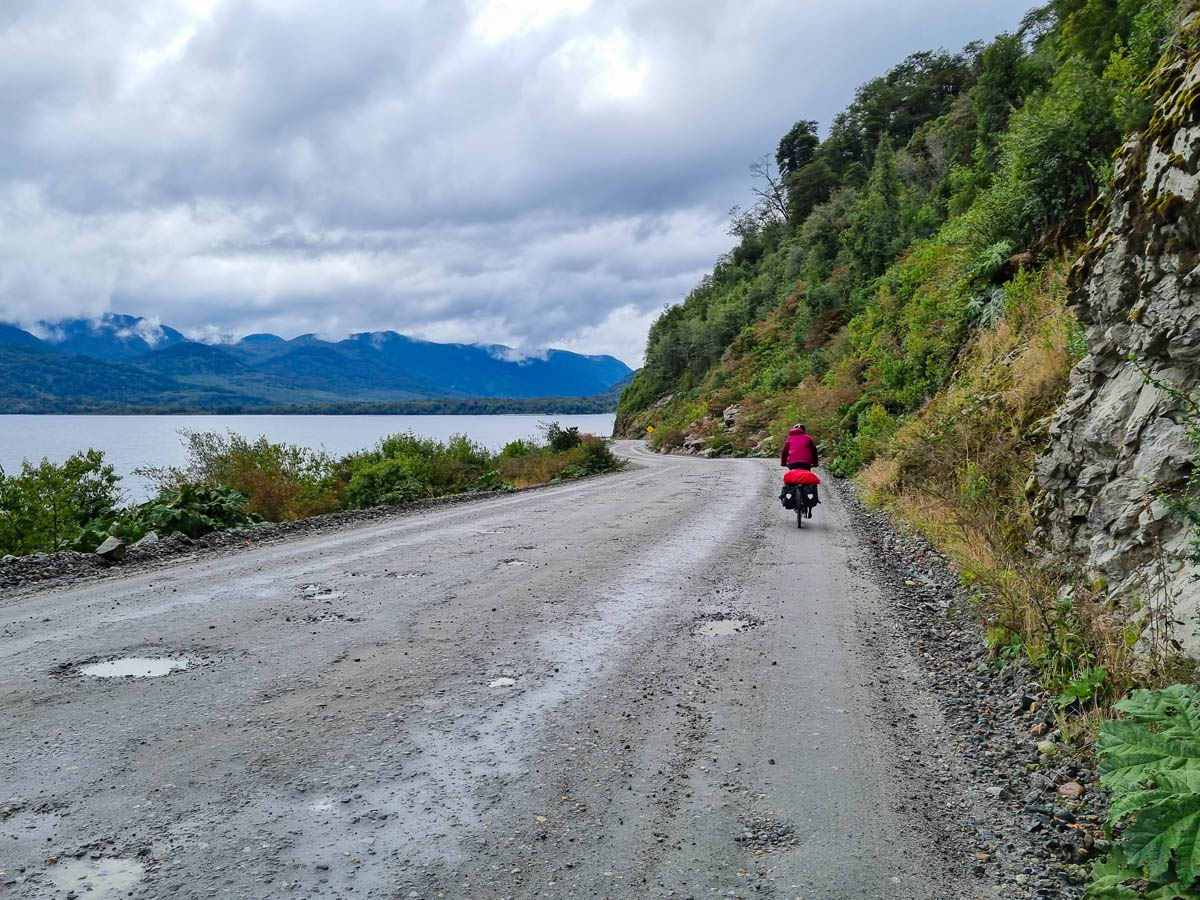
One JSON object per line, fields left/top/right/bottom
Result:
{"left": 782, "top": 468, "right": 821, "bottom": 486}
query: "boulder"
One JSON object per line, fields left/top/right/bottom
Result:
{"left": 722, "top": 404, "right": 743, "bottom": 429}
{"left": 94, "top": 536, "right": 126, "bottom": 563}
{"left": 131, "top": 531, "right": 160, "bottom": 551}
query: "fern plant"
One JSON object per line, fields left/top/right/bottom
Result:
{"left": 1087, "top": 685, "right": 1200, "bottom": 898}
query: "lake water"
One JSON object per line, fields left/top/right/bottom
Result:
{"left": 0, "top": 414, "right": 616, "bottom": 502}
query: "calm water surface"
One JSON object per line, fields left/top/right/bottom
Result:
{"left": 0, "top": 414, "right": 616, "bottom": 502}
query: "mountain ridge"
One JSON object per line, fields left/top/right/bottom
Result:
{"left": 0, "top": 314, "right": 632, "bottom": 411}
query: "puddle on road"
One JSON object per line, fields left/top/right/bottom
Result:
{"left": 696, "top": 619, "right": 752, "bottom": 637}
{"left": 488, "top": 677, "right": 517, "bottom": 688}
{"left": 79, "top": 657, "right": 193, "bottom": 678}
{"left": 45, "top": 857, "right": 144, "bottom": 898}
{"left": 393, "top": 572, "right": 426, "bottom": 579}
{"left": 496, "top": 559, "right": 527, "bottom": 569}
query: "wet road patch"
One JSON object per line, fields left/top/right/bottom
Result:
{"left": 694, "top": 613, "right": 764, "bottom": 638}
{"left": 696, "top": 619, "right": 751, "bottom": 637}
{"left": 496, "top": 559, "right": 528, "bottom": 568}
{"left": 44, "top": 857, "right": 144, "bottom": 897}
{"left": 78, "top": 656, "right": 194, "bottom": 678}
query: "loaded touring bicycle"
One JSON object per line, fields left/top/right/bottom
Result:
{"left": 779, "top": 468, "right": 820, "bottom": 528}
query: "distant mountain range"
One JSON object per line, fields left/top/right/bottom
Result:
{"left": 0, "top": 314, "right": 633, "bottom": 413}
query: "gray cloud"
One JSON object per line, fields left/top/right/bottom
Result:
{"left": 0, "top": 0, "right": 1031, "bottom": 364}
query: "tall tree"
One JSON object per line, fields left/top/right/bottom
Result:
{"left": 776, "top": 120, "right": 820, "bottom": 176}
{"left": 849, "top": 138, "right": 902, "bottom": 278}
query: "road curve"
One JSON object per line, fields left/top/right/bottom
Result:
{"left": 1, "top": 442, "right": 992, "bottom": 900}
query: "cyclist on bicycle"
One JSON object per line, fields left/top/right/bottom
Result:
{"left": 780, "top": 424, "right": 817, "bottom": 471}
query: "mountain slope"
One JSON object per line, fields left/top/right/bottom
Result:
{"left": 0, "top": 316, "right": 633, "bottom": 408}
{"left": 0, "top": 343, "right": 255, "bottom": 411}
{"left": 615, "top": 3, "right": 1195, "bottom": 693}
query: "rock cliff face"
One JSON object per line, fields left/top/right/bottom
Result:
{"left": 1032, "top": 21, "right": 1200, "bottom": 653}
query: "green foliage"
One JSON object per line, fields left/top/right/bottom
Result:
{"left": 144, "top": 429, "right": 341, "bottom": 521}
{"left": 578, "top": 437, "right": 620, "bottom": 474}
{"left": 0, "top": 425, "right": 624, "bottom": 557}
{"left": 1058, "top": 665, "right": 1111, "bottom": 707}
{"left": 784, "top": 158, "right": 839, "bottom": 224}
{"left": 542, "top": 422, "right": 583, "bottom": 452}
{"left": 1088, "top": 685, "right": 1200, "bottom": 898}
{"left": 500, "top": 439, "right": 534, "bottom": 458}
{"left": 343, "top": 458, "right": 427, "bottom": 509}
{"left": 848, "top": 138, "right": 903, "bottom": 278}
{"left": 776, "top": 119, "right": 820, "bottom": 176}
{"left": 133, "top": 484, "right": 261, "bottom": 539}
{"left": 971, "top": 56, "right": 1120, "bottom": 246}
{"left": 830, "top": 404, "right": 898, "bottom": 476}
{"left": 0, "top": 451, "right": 121, "bottom": 554}
{"left": 1102, "top": 0, "right": 1179, "bottom": 132}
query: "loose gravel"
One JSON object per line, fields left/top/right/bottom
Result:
{"left": 842, "top": 483, "right": 1108, "bottom": 899}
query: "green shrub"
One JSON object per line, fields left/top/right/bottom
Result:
{"left": 542, "top": 421, "right": 582, "bottom": 452}
{"left": 500, "top": 439, "right": 534, "bottom": 458}
{"left": 578, "top": 437, "right": 622, "bottom": 474}
{"left": 344, "top": 458, "right": 426, "bottom": 508}
{"left": 0, "top": 450, "right": 120, "bottom": 554}
{"left": 133, "top": 484, "right": 261, "bottom": 539}
{"left": 143, "top": 430, "right": 341, "bottom": 521}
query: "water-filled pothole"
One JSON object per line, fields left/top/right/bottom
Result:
{"left": 488, "top": 677, "right": 517, "bottom": 688}
{"left": 496, "top": 559, "right": 528, "bottom": 568}
{"left": 696, "top": 619, "right": 751, "bottom": 637}
{"left": 393, "top": 572, "right": 427, "bottom": 579}
{"left": 79, "top": 657, "right": 194, "bottom": 678}
{"left": 45, "top": 857, "right": 144, "bottom": 897}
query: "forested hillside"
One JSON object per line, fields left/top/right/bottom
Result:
{"left": 620, "top": 1, "right": 1175, "bottom": 453}
{"left": 619, "top": 0, "right": 1194, "bottom": 687}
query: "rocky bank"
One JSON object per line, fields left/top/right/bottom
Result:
{"left": 1032, "top": 15, "right": 1200, "bottom": 655}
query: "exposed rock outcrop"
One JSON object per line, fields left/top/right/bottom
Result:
{"left": 1032, "top": 21, "right": 1200, "bottom": 653}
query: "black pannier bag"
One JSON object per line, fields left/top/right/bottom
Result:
{"left": 780, "top": 486, "right": 798, "bottom": 509}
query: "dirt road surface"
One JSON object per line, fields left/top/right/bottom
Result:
{"left": 1, "top": 443, "right": 997, "bottom": 899}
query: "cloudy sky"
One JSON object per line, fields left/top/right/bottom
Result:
{"left": 0, "top": 0, "right": 1030, "bottom": 365}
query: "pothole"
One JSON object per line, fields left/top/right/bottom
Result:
{"left": 301, "top": 584, "right": 345, "bottom": 601}
{"left": 488, "top": 677, "right": 517, "bottom": 688}
{"left": 79, "top": 656, "right": 194, "bottom": 678}
{"left": 393, "top": 572, "right": 427, "bottom": 579}
{"left": 496, "top": 559, "right": 527, "bottom": 568}
{"left": 300, "top": 612, "right": 362, "bottom": 625}
{"left": 735, "top": 815, "right": 800, "bottom": 853}
{"left": 45, "top": 857, "right": 145, "bottom": 897}
{"left": 696, "top": 619, "right": 752, "bottom": 637}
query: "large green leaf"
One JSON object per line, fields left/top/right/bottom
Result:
{"left": 1099, "top": 721, "right": 1200, "bottom": 793}
{"left": 1124, "top": 793, "right": 1200, "bottom": 887}
{"left": 1116, "top": 686, "right": 1200, "bottom": 740}
{"left": 1085, "top": 848, "right": 1142, "bottom": 899}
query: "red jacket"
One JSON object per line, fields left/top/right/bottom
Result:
{"left": 780, "top": 428, "right": 818, "bottom": 467}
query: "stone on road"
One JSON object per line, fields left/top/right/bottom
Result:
{"left": 0, "top": 443, "right": 991, "bottom": 899}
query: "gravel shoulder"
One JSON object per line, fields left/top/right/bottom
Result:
{"left": 0, "top": 443, "right": 1090, "bottom": 899}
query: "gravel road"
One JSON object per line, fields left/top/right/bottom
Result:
{"left": 1, "top": 443, "right": 998, "bottom": 900}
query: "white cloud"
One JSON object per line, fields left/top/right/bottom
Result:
{"left": 0, "top": 0, "right": 1034, "bottom": 367}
